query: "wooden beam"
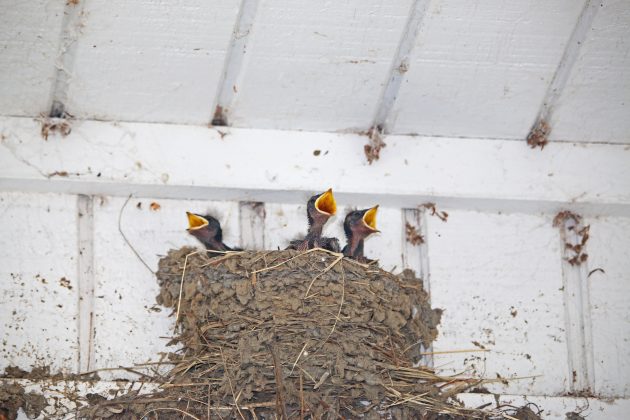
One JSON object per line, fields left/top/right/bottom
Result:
{"left": 373, "top": 0, "right": 431, "bottom": 132}
{"left": 527, "top": 0, "right": 600, "bottom": 146}
{"left": 48, "top": 0, "right": 86, "bottom": 117}
{"left": 211, "top": 0, "right": 261, "bottom": 125}
{"left": 1, "top": 117, "right": 629, "bottom": 216}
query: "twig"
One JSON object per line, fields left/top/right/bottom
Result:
{"left": 204, "top": 402, "right": 276, "bottom": 410}
{"left": 297, "top": 366, "right": 316, "bottom": 383}
{"left": 389, "top": 334, "right": 399, "bottom": 367}
{"left": 140, "top": 407, "right": 202, "bottom": 420}
{"left": 313, "top": 371, "right": 330, "bottom": 390}
{"left": 220, "top": 347, "right": 246, "bottom": 420}
{"left": 199, "top": 251, "right": 245, "bottom": 267}
{"left": 300, "top": 372, "right": 305, "bottom": 420}
{"left": 251, "top": 248, "right": 343, "bottom": 275}
{"left": 420, "top": 348, "right": 490, "bottom": 356}
{"left": 404, "top": 347, "right": 491, "bottom": 356}
{"left": 320, "top": 263, "right": 345, "bottom": 344}
{"left": 269, "top": 343, "right": 289, "bottom": 419}
{"left": 77, "top": 362, "right": 173, "bottom": 376}
{"left": 384, "top": 391, "right": 429, "bottom": 408}
{"left": 174, "top": 250, "right": 201, "bottom": 331}
{"left": 289, "top": 342, "right": 309, "bottom": 376}
{"left": 161, "top": 382, "right": 220, "bottom": 388}
{"left": 304, "top": 253, "right": 344, "bottom": 298}
{"left": 118, "top": 194, "right": 155, "bottom": 274}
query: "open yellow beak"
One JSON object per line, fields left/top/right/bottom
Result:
{"left": 314, "top": 188, "right": 337, "bottom": 216}
{"left": 186, "top": 212, "right": 209, "bottom": 230}
{"left": 362, "top": 205, "right": 379, "bottom": 231}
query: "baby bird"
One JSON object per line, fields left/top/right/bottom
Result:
{"left": 186, "top": 212, "right": 239, "bottom": 256}
{"left": 342, "top": 206, "right": 379, "bottom": 263}
{"left": 287, "top": 188, "right": 340, "bottom": 252}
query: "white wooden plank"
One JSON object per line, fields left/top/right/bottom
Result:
{"left": 458, "top": 393, "right": 630, "bottom": 420}
{"left": 228, "top": 0, "right": 414, "bottom": 131}
{"left": 0, "top": 0, "right": 65, "bottom": 116}
{"left": 401, "top": 209, "right": 430, "bottom": 286}
{"left": 263, "top": 202, "right": 308, "bottom": 250}
{"left": 364, "top": 206, "right": 404, "bottom": 273}
{"left": 2, "top": 118, "right": 629, "bottom": 213}
{"left": 587, "top": 216, "right": 630, "bottom": 397}
{"left": 389, "top": 0, "right": 586, "bottom": 139}
{"left": 239, "top": 201, "right": 266, "bottom": 250}
{"left": 427, "top": 209, "right": 569, "bottom": 395}
{"left": 0, "top": 192, "right": 79, "bottom": 373}
{"left": 552, "top": 0, "right": 630, "bottom": 144}
{"left": 91, "top": 196, "right": 239, "bottom": 379}
{"left": 65, "top": 0, "right": 240, "bottom": 124}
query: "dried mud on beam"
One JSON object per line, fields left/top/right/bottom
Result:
{"left": 79, "top": 248, "right": 542, "bottom": 419}
{"left": 0, "top": 381, "right": 46, "bottom": 420}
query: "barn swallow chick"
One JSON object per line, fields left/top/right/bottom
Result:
{"left": 287, "top": 188, "right": 340, "bottom": 252}
{"left": 342, "top": 206, "right": 379, "bottom": 263}
{"left": 186, "top": 212, "right": 239, "bottom": 256}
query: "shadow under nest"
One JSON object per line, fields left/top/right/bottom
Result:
{"left": 81, "top": 248, "right": 536, "bottom": 420}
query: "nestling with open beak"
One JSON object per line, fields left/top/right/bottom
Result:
{"left": 186, "top": 212, "right": 240, "bottom": 256}
{"left": 342, "top": 206, "right": 379, "bottom": 263}
{"left": 287, "top": 188, "right": 341, "bottom": 252}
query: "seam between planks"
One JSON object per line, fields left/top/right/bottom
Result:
{"left": 77, "top": 194, "right": 96, "bottom": 373}
{"left": 402, "top": 208, "right": 434, "bottom": 367}
{"left": 239, "top": 201, "right": 266, "bottom": 250}
{"left": 557, "top": 216, "right": 596, "bottom": 393}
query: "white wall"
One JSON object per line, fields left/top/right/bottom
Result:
{"left": 2, "top": 0, "right": 630, "bottom": 417}
{"left": 1, "top": 118, "right": 629, "bottom": 419}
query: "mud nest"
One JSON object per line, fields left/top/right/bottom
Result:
{"left": 81, "top": 248, "right": 537, "bottom": 419}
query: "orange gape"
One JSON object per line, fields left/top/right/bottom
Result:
{"left": 314, "top": 188, "right": 337, "bottom": 215}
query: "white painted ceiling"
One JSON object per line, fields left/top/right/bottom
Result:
{"left": 1, "top": 0, "right": 629, "bottom": 143}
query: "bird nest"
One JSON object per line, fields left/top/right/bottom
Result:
{"left": 81, "top": 248, "right": 536, "bottom": 419}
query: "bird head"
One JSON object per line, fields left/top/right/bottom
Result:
{"left": 306, "top": 188, "right": 337, "bottom": 228}
{"left": 343, "top": 205, "right": 379, "bottom": 240}
{"left": 186, "top": 212, "right": 223, "bottom": 244}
